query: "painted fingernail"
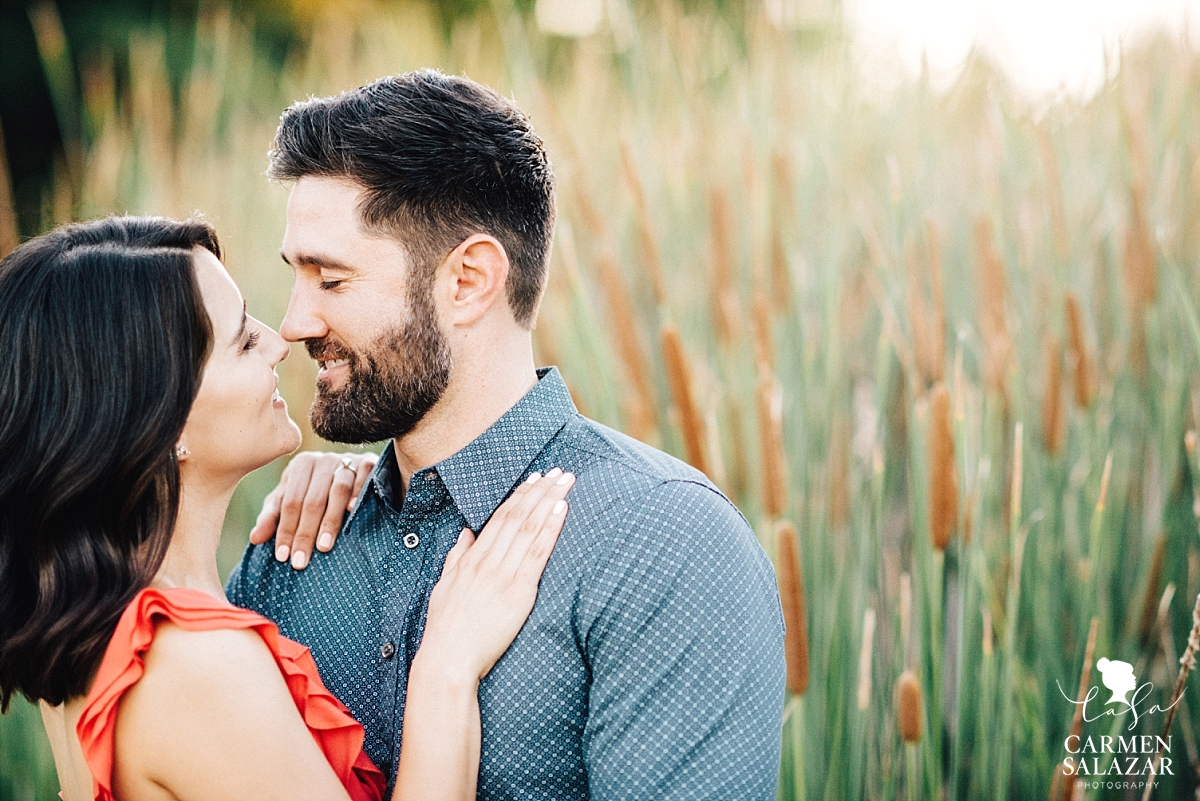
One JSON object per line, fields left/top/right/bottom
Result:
{"left": 552, "top": 499, "right": 567, "bottom": 515}
{"left": 275, "top": 544, "right": 290, "bottom": 562}
{"left": 557, "top": 472, "right": 575, "bottom": 485}
{"left": 291, "top": 550, "right": 307, "bottom": 570}
{"left": 317, "top": 532, "right": 333, "bottom": 551}
{"left": 525, "top": 472, "right": 542, "bottom": 484}
{"left": 545, "top": 467, "right": 563, "bottom": 479}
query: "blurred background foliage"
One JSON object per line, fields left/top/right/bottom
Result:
{"left": 3, "top": 0, "right": 1200, "bottom": 799}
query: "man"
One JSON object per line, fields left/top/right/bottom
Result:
{"left": 226, "top": 69, "right": 786, "bottom": 800}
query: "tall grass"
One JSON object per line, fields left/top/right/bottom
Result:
{"left": 4, "top": 1, "right": 1200, "bottom": 798}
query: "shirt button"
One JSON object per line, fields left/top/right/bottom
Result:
{"left": 403, "top": 532, "right": 420, "bottom": 549}
{"left": 381, "top": 642, "right": 395, "bottom": 660}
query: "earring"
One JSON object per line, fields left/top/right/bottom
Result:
{"left": 176, "top": 445, "right": 190, "bottom": 458}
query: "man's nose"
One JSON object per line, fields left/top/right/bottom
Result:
{"left": 280, "top": 285, "right": 328, "bottom": 344}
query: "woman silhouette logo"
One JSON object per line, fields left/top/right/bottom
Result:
{"left": 1096, "top": 658, "right": 1137, "bottom": 707}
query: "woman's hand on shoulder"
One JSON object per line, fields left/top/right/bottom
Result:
{"left": 113, "top": 622, "right": 353, "bottom": 801}
{"left": 415, "top": 468, "right": 575, "bottom": 686}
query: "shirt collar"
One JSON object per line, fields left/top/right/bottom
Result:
{"left": 367, "top": 367, "right": 576, "bottom": 531}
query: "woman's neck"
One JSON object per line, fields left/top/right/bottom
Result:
{"left": 152, "top": 472, "right": 238, "bottom": 598}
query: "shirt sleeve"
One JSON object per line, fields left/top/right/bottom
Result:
{"left": 577, "top": 479, "right": 786, "bottom": 801}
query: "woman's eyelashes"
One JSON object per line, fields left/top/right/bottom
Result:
{"left": 242, "top": 330, "right": 261, "bottom": 352}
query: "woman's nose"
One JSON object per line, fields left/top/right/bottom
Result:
{"left": 256, "top": 320, "right": 291, "bottom": 366}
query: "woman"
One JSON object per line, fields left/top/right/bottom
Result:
{"left": 0, "top": 216, "right": 573, "bottom": 801}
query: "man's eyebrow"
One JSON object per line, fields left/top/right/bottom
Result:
{"left": 232, "top": 301, "right": 247, "bottom": 346}
{"left": 279, "top": 251, "right": 355, "bottom": 272}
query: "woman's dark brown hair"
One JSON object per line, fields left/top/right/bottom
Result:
{"left": 0, "top": 216, "right": 218, "bottom": 710}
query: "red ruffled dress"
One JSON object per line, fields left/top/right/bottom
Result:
{"left": 74, "top": 587, "right": 386, "bottom": 801}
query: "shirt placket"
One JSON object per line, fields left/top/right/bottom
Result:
{"left": 379, "top": 469, "right": 447, "bottom": 764}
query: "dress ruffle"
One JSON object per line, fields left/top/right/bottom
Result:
{"left": 75, "top": 586, "right": 386, "bottom": 801}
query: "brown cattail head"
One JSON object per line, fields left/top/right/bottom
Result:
{"left": 1036, "top": 126, "right": 1069, "bottom": 260}
{"left": 1042, "top": 334, "right": 1065, "bottom": 455}
{"left": 708, "top": 186, "right": 741, "bottom": 347}
{"left": 775, "top": 520, "right": 810, "bottom": 696}
{"left": 758, "top": 369, "right": 789, "bottom": 518}
{"left": 974, "top": 217, "right": 1011, "bottom": 397}
{"left": 752, "top": 289, "right": 775, "bottom": 372}
{"left": 856, "top": 608, "right": 876, "bottom": 711}
{"left": 1138, "top": 537, "right": 1167, "bottom": 646}
{"left": 1122, "top": 184, "right": 1157, "bottom": 376}
{"left": 596, "top": 249, "right": 658, "bottom": 442}
{"left": 0, "top": 120, "right": 17, "bottom": 259}
{"left": 769, "top": 153, "right": 794, "bottom": 314}
{"left": 982, "top": 608, "right": 994, "bottom": 657}
{"left": 829, "top": 415, "right": 851, "bottom": 528}
{"left": 661, "top": 324, "right": 709, "bottom": 476}
{"left": 927, "top": 382, "right": 958, "bottom": 551}
{"left": 907, "top": 221, "right": 947, "bottom": 388}
{"left": 1064, "top": 293, "right": 1094, "bottom": 408}
{"left": 619, "top": 139, "right": 667, "bottom": 306}
{"left": 896, "top": 670, "right": 922, "bottom": 743}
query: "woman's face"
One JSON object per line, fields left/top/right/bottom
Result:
{"left": 179, "top": 248, "right": 302, "bottom": 478}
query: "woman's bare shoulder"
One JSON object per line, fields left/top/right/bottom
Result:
{"left": 113, "top": 621, "right": 351, "bottom": 801}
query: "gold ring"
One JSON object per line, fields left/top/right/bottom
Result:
{"left": 339, "top": 456, "right": 354, "bottom": 472}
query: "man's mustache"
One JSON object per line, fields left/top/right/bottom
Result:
{"left": 305, "top": 337, "right": 355, "bottom": 363}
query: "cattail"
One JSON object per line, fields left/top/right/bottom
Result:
{"left": 896, "top": 670, "right": 922, "bottom": 743}
{"left": 900, "top": 573, "right": 913, "bottom": 660}
{"left": 758, "top": 369, "right": 788, "bottom": 518}
{"left": 1041, "top": 335, "right": 1064, "bottom": 455}
{"left": 1138, "top": 537, "right": 1166, "bottom": 646}
{"left": 1098, "top": 451, "right": 1113, "bottom": 512}
{"left": 907, "top": 248, "right": 941, "bottom": 388}
{"left": 982, "top": 608, "right": 994, "bottom": 657}
{"left": 660, "top": 323, "right": 710, "bottom": 476}
{"left": 829, "top": 416, "right": 851, "bottom": 528}
{"left": 907, "top": 222, "right": 946, "bottom": 388}
{"left": 709, "top": 186, "right": 741, "bottom": 347}
{"left": 1035, "top": 126, "right": 1069, "bottom": 260}
{"left": 1052, "top": 618, "right": 1098, "bottom": 801}
{"left": 752, "top": 289, "right": 775, "bottom": 371}
{"left": 618, "top": 139, "right": 667, "bottom": 306}
{"left": 728, "top": 399, "right": 750, "bottom": 504}
{"left": 927, "top": 383, "right": 958, "bottom": 551}
{"left": 769, "top": 216, "right": 791, "bottom": 315}
{"left": 769, "top": 150, "right": 795, "bottom": 312}
{"left": 857, "top": 608, "right": 876, "bottom": 711}
{"left": 0, "top": 121, "right": 17, "bottom": 259}
{"left": 775, "top": 520, "right": 810, "bottom": 696}
{"left": 1141, "top": 592, "right": 1200, "bottom": 801}
{"left": 1064, "top": 293, "right": 1094, "bottom": 408}
{"left": 596, "top": 250, "right": 659, "bottom": 441}
{"left": 704, "top": 406, "right": 728, "bottom": 492}
{"left": 974, "top": 217, "right": 1011, "bottom": 397}
{"left": 1123, "top": 185, "right": 1157, "bottom": 376}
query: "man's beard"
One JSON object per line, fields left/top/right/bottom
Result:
{"left": 306, "top": 293, "right": 452, "bottom": 444}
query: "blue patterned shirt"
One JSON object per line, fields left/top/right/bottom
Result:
{"left": 226, "top": 367, "right": 786, "bottom": 800}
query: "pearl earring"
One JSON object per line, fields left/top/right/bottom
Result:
{"left": 176, "top": 445, "right": 190, "bottom": 458}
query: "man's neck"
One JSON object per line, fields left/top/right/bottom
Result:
{"left": 391, "top": 347, "right": 539, "bottom": 493}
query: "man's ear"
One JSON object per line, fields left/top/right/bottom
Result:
{"left": 439, "top": 234, "right": 510, "bottom": 326}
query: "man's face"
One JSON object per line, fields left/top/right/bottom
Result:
{"left": 279, "top": 176, "right": 451, "bottom": 444}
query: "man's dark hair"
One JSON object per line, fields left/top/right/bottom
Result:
{"left": 268, "top": 70, "right": 556, "bottom": 328}
{"left": 0, "top": 216, "right": 216, "bottom": 710}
